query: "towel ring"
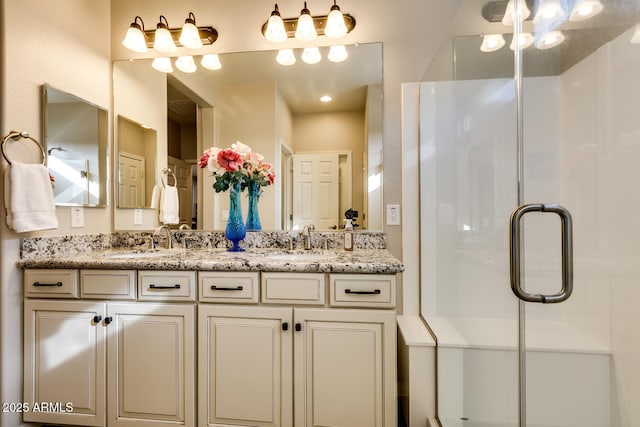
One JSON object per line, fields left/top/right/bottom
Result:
{"left": 1, "top": 131, "right": 46, "bottom": 166}
{"left": 162, "top": 168, "right": 177, "bottom": 187}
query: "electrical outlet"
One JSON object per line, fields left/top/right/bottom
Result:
{"left": 71, "top": 207, "right": 84, "bottom": 228}
{"left": 222, "top": 209, "right": 229, "bottom": 220}
{"left": 386, "top": 204, "right": 401, "bottom": 225}
{"left": 134, "top": 209, "right": 143, "bottom": 225}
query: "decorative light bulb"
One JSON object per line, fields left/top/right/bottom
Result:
{"left": 179, "top": 12, "right": 202, "bottom": 49}
{"left": 533, "top": 0, "right": 564, "bottom": 23}
{"left": 265, "top": 4, "right": 288, "bottom": 42}
{"left": 569, "top": 0, "right": 604, "bottom": 22}
{"left": 276, "top": 49, "right": 296, "bottom": 65}
{"left": 301, "top": 47, "right": 321, "bottom": 64}
{"left": 502, "top": 0, "right": 531, "bottom": 26}
{"left": 328, "top": 45, "right": 348, "bottom": 62}
{"left": 201, "top": 54, "right": 222, "bottom": 70}
{"left": 509, "top": 32, "right": 534, "bottom": 50}
{"left": 175, "top": 55, "right": 197, "bottom": 73}
{"left": 152, "top": 57, "right": 173, "bottom": 73}
{"left": 480, "top": 34, "right": 506, "bottom": 52}
{"left": 535, "top": 30, "right": 565, "bottom": 49}
{"left": 154, "top": 16, "right": 177, "bottom": 53}
{"left": 122, "top": 17, "right": 147, "bottom": 53}
{"left": 295, "top": 2, "right": 317, "bottom": 41}
{"left": 325, "top": 2, "right": 348, "bottom": 38}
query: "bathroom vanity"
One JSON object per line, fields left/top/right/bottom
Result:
{"left": 17, "top": 233, "right": 403, "bottom": 427}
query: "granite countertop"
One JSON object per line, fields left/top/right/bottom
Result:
{"left": 16, "top": 247, "right": 405, "bottom": 274}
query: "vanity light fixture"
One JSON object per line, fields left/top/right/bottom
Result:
{"left": 123, "top": 13, "right": 218, "bottom": 53}
{"left": 301, "top": 46, "right": 322, "bottom": 64}
{"left": 276, "top": 48, "right": 297, "bottom": 65}
{"left": 510, "top": 32, "right": 535, "bottom": 50}
{"left": 533, "top": 0, "right": 564, "bottom": 24}
{"left": 328, "top": 45, "right": 348, "bottom": 62}
{"left": 480, "top": 34, "right": 506, "bottom": 52}
{"left": 261, "top": 3, "right": 355, "bottom": 41}
{"left": 152, "top": 57, "right": 173, "bottom": 73}
{"left": 201, "top": 54, "right": 222, "bottom": 70}
{"left": 122, "top": 16, "right": 148, "bottom": 52}
{"left": 535, "top": 30, "right": 565, "bottom": 49}
{"left": 569, "top": 0, "right": 604, "bottom": 22}
{"left": 502, "top": 0, "right": 531, "bottom": 25}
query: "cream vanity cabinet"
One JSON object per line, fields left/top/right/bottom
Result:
{"left": 23, "top": 269, "right": 195, "bottom": 427}
{"left": 198, "top": 271, "right": 397, "bottom": 427}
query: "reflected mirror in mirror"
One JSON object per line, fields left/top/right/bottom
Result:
{"left": 43, "top": 84, "right": 108, "bottom": 207}
{"left": 113, "top": 42, "right": 383, "bottom": 231}
{"left": 116, "top": 115, "right": 158, "bottom": 208}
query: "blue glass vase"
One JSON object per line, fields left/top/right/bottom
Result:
{"left": 225, "top": 181, "right": 246, "bottom": 252}
{"left": 245, "top": 180, "right": 262, "bottom": 231}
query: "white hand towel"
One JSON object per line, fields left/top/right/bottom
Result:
{"left": 4, "top": 162, "right": 58, "bottom": 233}
{"left": 159, "top": 185, "right": 179, "bottom": 225}
{"left": 150, "top": 185, "right": 161, "bottom": 210}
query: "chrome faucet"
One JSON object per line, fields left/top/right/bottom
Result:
{"left": 153, "top": 225, "right": 173, "bottom": 249}
{"left": 301, "top": 224, "right": 315, "bottom": 250}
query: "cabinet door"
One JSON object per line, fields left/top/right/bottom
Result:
{"left": 107, "top": 303, "right": 195, "bottom": 427}
{"left": 294, "top": 308, "right": 397, "bottom": 427}
{"left": 199, "top": 305, "right": 293, "bottom": 427}
{"left": 23, "top": 299, "right": 106, "bottom": 426}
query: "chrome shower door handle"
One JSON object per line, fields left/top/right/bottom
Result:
{"left": 509, "top": 203, "right": 573, "bottom": 304}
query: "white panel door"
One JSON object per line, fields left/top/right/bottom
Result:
{"left": 23, "top": 300, "right": 107, "bottom": 427}
{"left": 294, "top": 308, "right": 397, "bottom": 427}
{"left": 168, "top": 156, "right": 193, "bottom": 225}
{"left": 118, "top": 151, "right": 145, "bottom": 208}
{"left": 107, "top": 303, "right": 195, "bottom": 427}
{"left": 199, "top": 305, "right": 293, "bottom": 427}
{"left": 292, "top": 153, "right": 340, "bottom": 230}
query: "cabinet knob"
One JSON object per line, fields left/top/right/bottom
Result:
{"left": 93, "top": 315, "right": 102, "bottom": 323}
{"left": 104, "top": 317, "right": 113, "bottom": 325}
{"left": 282, "top": 322, "right": 289, "bottom": 331}
{"left": 295, "top": 323, "right": 302, "bottom": 332}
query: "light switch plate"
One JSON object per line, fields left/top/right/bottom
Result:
{"left": 386, "top": 204, "right": 401, "bottom": 225}
{"left": 133, "top": 209, "right": 143, "bottom": 225}
{"left": 71, "top": 207, "right": 84, "bottom": 228}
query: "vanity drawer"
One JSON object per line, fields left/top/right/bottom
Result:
{"left": 24, "top": 269, "right": 79, "bottom": 299}
{"left": 138, "top": 271, "right": 196, "bottom": 301}
{"left": 199, "top": 272, "right": 259, "bottom": 303}
{"left": 261, "top": 273, "right": 326, "bottom": 305}
{"left": 80, "top": 270, "right": 136, "bottom": 300}
{"left": 329, "top": 274, "right": 396, "bottom": 308}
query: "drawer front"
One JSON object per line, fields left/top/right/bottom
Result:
{"left": 138, "top": 271, "right": 196, "bottom": 301}
{"left": 80, "top": 270, "right": 136, "bottom": 300}
{"left": 24, "top": 269, "right": 79, "bottom": 298}
{"left": 199, "top": 272, "right": 259, "bottom": 303}
{"left": 330, "top": 274, "right": 396, "bottom": 308}
{"left": 261, "top": 273, "right": 325, "bottom": 305}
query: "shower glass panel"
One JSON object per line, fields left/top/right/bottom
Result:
{"left": 420, "top": 1, "right": 640, "bottom": 426}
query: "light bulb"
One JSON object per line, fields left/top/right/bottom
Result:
{"left": 276, "top": 49, "right": 296, "bottom": 65}
{"left": 175, "top": 55, "right": 197, "bottom": 73}
{"left": 325, "top": 2, "right": 348, "bottom": 38}
{"left": 569, "top": 0, "right": 604, "bottom": 22}
{"left": 502, "top": 0, "right": 531, "bottom": 26}
{"left": 510, "top": 32, "right": 534, "bottom": 50}
{"left": 179, "top": 13, "right": 202, "bottom": 49}
{"left": 480, "top": 34, "right": 506, "bottom": 52}
{"left": 122, "top": 17, "right": 147, "bottom": 53}
{"left": 265, "top": 4, "right": 288, "bottom": 42}
{"left": 201, "top": 54, "right": 222, "bottom": 70}
{"left": 328, "top": 45, "right": 348, "bottom": 62}
{"left": 535, "top": 30, "right": 565, "bottom": 49}
{"left": 152, "top": 57, "right": 173, "bottom": 73}
{"left": 320, "top": 95, "right": 332, "bottom": 102}
{"left": 533, "top": 0, "right": 564, "bottom": 23}
{"left": 295, "top": 2, "right": 317, "bottom": 41}
{"left": 301, "top": 47, "right": 321, "bottom": 64}
{"left": 154, "top": 16, "right": 177, "bottom": 53}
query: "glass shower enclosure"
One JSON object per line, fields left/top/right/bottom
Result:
{"left": 419, "top": 0, "right": 640, "bottom": 425}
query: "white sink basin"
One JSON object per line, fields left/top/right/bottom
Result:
{"left": 104, "top": 250, "right": 169, "bottom": 259}
{"left": 265, "top": 253, "right": 337, "bottom": 262}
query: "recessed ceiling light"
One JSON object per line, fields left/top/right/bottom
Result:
{"left": 320, "top": 95, "right": 332, "bottom": 102}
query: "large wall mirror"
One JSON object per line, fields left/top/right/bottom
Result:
{"left": 43, "top": 84, "right": 108, "bottom": 207}
{"left": 112, "top": 42, "right": 383, "bottom": 231}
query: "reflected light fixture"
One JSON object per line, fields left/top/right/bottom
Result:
{"left": 325, "top": 1, "right": 348, "bottom": 38}
{"left": 301, "top": 46, "right": 321, "bottom": 64}
{"left": 502, "top": 0, "right": 531, "bottom": 25}
{"left": 533, "top": 0, "right": 564, "bottom": 23}
{"left": 154, "top": 15, "right": 177, "bottom": 53}
{"left": 152, "top": 57, "right": 173, "bottom": 73}
{"left": 480, "top": 34, "right": 506, "bottom": 52}
{"left": 122, "top": 16, "right": 148, "bottom": 52}
{"left": 569, "top": 0, "right": 604, "bottom": 22}
{"left": 631, "top": 24, "right": 640, "bottom": 44}
{"left": 328, "top": 45, "right": 348, "bottom": 62}
{"left": 175, "top": 55, "right": 197, "bottom": 73}
{"left": 264, "top": 4, "right": 288, "bottom": 42}
{"left": 201, "top": 54, "right": 222, "bottom": 70}
{"left": 179, "top": 12, "right": 203, "bottom": 49}
{"left": 276, "top": 48, "right": 296, "bottom": 65}
{"left": 536, "top": 30, "right": 565, "bottom": 49}
{"left": 510, "top": 32, "right": 535, "bottom": 50}
{"left": 320, "top": 95, "right": 332, "bottom": 102}
{"left": 295, "top": 2, "right": 317, "bottom": 41}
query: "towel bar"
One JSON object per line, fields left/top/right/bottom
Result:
{"left": 161, "top": 167, "right": 177, "bottom": 187}
{"left": 1, "top": 131, "right": 46, "bottom": 165}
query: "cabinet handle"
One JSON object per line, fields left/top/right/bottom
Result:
{"left": 104, "top": 317, "right": 113, "bottom": 325}
{"left": 211, "top": 285, "right": 243, "bottom": 291}
{"left": 33, "top": 281, "right": 63, "bottom": 287}
{"left": 149, "top": 284, "right": 181, "bottom": 289}
{"left": 345, "top": 289, "right": 381, "bottom": 295}
{"left": 295, "top": 323, "right": 302, "bottom": 332}
{"left": 93, "top": 315, "right": 102, "bottom": 323}
{"left": 282, "top": 322, "right": 289, "bottom": 331}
